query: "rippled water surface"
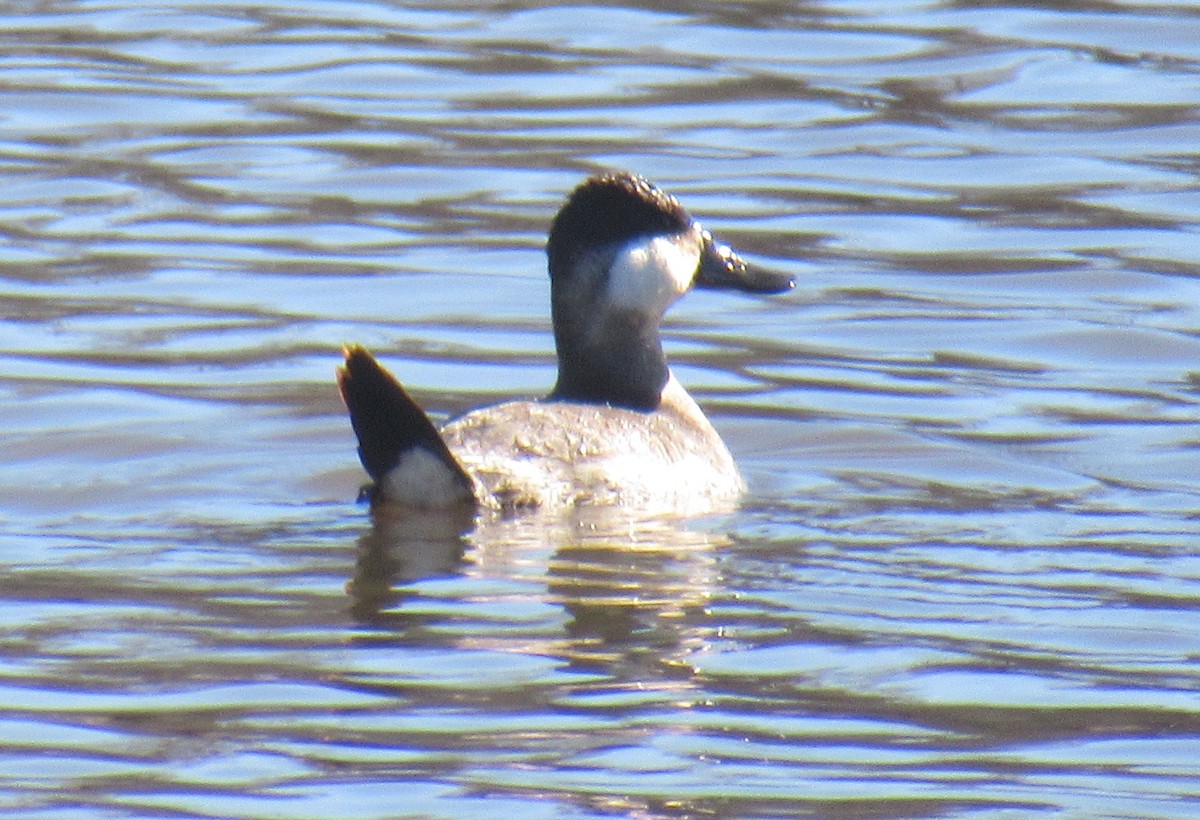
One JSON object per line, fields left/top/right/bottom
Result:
{"left": 3, "top": 1, "right": 1200, "bottom": 817}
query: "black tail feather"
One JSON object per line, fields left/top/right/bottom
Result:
{"left": 337, "top": 345, "right": 472, "bottom": 494}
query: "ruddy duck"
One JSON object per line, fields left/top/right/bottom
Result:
{"left": 339, "top": 172, "right": 792, "bottom": 515}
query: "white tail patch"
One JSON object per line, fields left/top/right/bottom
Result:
{"left": 380, "top": 447, "right": 473, "bottom": 508}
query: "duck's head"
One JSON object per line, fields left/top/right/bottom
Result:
{"left": 546, "top": 172, "right": 793, "bottom": 409}
{"left": 548, "top": 173, "right": 792, "bottom": 313}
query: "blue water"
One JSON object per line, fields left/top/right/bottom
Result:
{"left": 1, "top": 2, "right": 1199, "bottom": 817}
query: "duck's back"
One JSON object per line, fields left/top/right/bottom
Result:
{"left": 441, "top": 377, "right": 743, "bottom": 514}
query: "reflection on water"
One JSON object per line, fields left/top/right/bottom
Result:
{"left": 2, "top": 0, "right": 1200, "bottom": 817}
{"left": 352, "top": 506, "right": 724, "bottom": 671}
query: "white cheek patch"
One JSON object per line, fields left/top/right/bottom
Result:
{"left": 606, "top": 234, "right": 701, "bottom": 313}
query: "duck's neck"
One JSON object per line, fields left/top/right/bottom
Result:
{"left": 550, "top": 309, "right": 668, "bottom": 411}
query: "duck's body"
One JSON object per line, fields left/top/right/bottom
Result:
{"left": 347, "top": 357, "right": 742, "bottom": 514}
{"left": 338, "top": 173, "right": 791, "bottom": 515}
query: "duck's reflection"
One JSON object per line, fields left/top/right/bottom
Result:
{"left": 346, "top": 503, "right": 473, "bottom": 626}
{"left": 348, "top": 503, "right": 727, "bottom": 671}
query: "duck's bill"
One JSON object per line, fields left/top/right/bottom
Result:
{"left": 695, "top": 231, "right": 794, "bottom": 293}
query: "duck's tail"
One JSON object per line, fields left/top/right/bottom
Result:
{"left": 337, "top": 345, "right": 475, "bottom": 506}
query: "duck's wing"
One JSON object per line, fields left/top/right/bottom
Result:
{"left": 337, "top": 345, "right": 475, "bottom": 506}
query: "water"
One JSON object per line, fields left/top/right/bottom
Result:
{"left": 2, "top": 1, "right": 1199, "bottom": 817}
